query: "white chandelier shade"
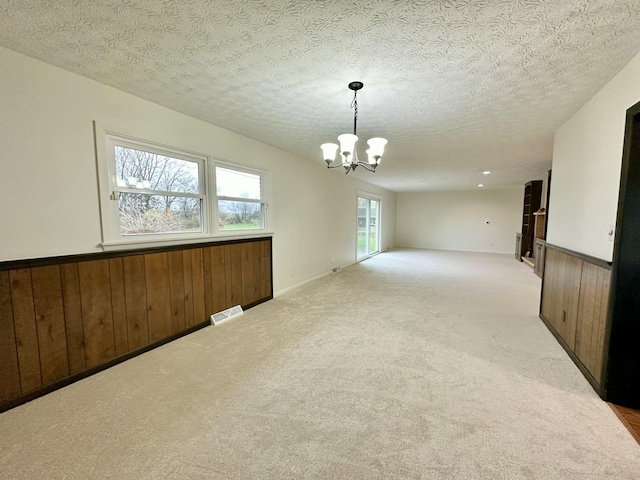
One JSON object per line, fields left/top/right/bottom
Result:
{"left": 320, "top": 143, "right": 339, "bottom": 163}
{"left": 366, "top": 137, "right": 388, "bottom": 160}
{"left": 337, "top": 133, "right": 358, "bottom": 161}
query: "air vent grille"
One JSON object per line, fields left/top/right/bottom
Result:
{"left": 211, "top": 305, "right": 244, "bottom": 326}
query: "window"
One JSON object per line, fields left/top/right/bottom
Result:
{"left": 96, "top": 128, "right": 269, "bottom": 248}
{"left": 99, "top": 134, "right": 207, "bottom": 243}
{"left": 357, "top": 194, "right": 381, "bottom": 260}
{"left": 114, "top": 145, "right": 204, "bottom": 235}
{"left": 215, "top": 165, "right": 266, "bottom": 231}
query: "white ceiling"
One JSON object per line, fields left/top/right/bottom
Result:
{"left": 1, "top": 0, "right": 640, "bottom": 192}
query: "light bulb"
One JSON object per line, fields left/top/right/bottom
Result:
{"left": 366, "top": 149, "right": 376, "bottom": 165}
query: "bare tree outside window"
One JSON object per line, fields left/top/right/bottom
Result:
{"left": 115, "top": 146, "right": 203, "bottom": 235}
{"left": 218, "top": 196, "right": 262, "bottom": 229}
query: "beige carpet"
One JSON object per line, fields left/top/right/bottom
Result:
{"left": 1, "top": 248, "right": 639, "bottom": 479}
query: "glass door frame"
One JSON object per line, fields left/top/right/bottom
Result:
{"left": 356, "top": 191, "right": 382, "bottom": 262}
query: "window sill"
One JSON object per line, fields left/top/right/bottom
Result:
{"left": 100, "top": 231, "right": 274, "bottom": 252}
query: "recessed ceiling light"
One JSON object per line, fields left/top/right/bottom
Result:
{"left": 477, "top": 184, "right": 484, "bottom": 187}
{"left": 482, "top": 171, "right": 491, "bottom": 175}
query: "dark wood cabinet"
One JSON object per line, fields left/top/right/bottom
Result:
{"left": 520, "top": 180, "right": 543, "bottom": 260}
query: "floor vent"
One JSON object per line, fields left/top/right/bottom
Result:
{"left": 210, "top": 305, "right": 244, "bottom": 326}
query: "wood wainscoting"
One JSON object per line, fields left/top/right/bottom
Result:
{"left": 533, "top": 238, "right": 546, "bottom": 278}
{"left": 539, "top": 244, "right": 611, "bottom": 394}
{"left": 0, "top": 237, "right": 272, "bottom": 412}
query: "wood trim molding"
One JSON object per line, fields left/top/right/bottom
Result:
{"left": 0, "top": 236, "right": 272, "bottom": 272}
{"left": 543, "top": 242, "right": 612, "bottom": 270}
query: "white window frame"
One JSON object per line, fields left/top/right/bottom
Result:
{"left": 356, "top": 190, "right": 382, "bottom": 262}
{"left": 213, "top": 161, "right": 268, "bottom": 234}
{"left": 95, "top": 124, "right": 271, "bottom": 250}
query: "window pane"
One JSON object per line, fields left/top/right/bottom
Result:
{"left": 369, "top": 200, "right": 379, "bottom": 253}
{"left": 218, "top": 200, "right": 263, "bottom": 230}
{"left": 115, "top": 146, "right": 200, "bottom": 194}
{"left": 216, "top": 167, "right": 261, "bottom": 199}
{"left": 357, "top": 198, "right": 369, "bottom": 257}
{"left": 119, "top": 192, "right": 202, "bottom": 235}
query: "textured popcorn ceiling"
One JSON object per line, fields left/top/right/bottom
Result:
{"left": 1, "top": 1, "right": 640, "bottom": 192}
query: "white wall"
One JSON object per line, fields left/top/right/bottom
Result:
{"left": 396, "top": 188, "right": 523, "bottom": 254}
{"left": 0, "top": 47, "right": 396, "bottom": 295}
{"left": 547, "top": 50, "right": 640, "bottom": 261}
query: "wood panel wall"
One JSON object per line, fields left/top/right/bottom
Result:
{"left": 533, "top": 239, "right": 546, "bottom": 278}
{"left": 540, "top": 245, "right": 610, "bottom": 390}
{"left": 540, "top": 247, "right": 583, "bottom": 350}
{"left": 0, "top": 238, "right": 272, "bottom": 410}
{"left": 575, "top": 262, "right": 610, "bottom": 384}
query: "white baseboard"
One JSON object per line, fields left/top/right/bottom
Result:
{"left": 395, "top": 244, "right": 512, "bottom": 255}
{"left": 274, "top": 263, "right": 355, "bottom": 297}
{"left": 274, "top": 271, "right": 330, "bottom": 298}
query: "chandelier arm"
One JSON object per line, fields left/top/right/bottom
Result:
{"left": 326, "top": 162, "right": 346, "bottom": 169}
{"left": 356, "top": 162, "right": 377, "bottom": 173}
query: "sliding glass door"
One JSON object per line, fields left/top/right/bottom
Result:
{"left": 357, "top": 194, "right": 380, "bottom": 261}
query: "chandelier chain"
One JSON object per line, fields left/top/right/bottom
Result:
{"left": 351, "top": 91, "right": 358, "bottom": 135}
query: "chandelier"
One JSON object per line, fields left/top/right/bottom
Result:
{"left": 321, "top": 81, "right": 387, "bottom": 173}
